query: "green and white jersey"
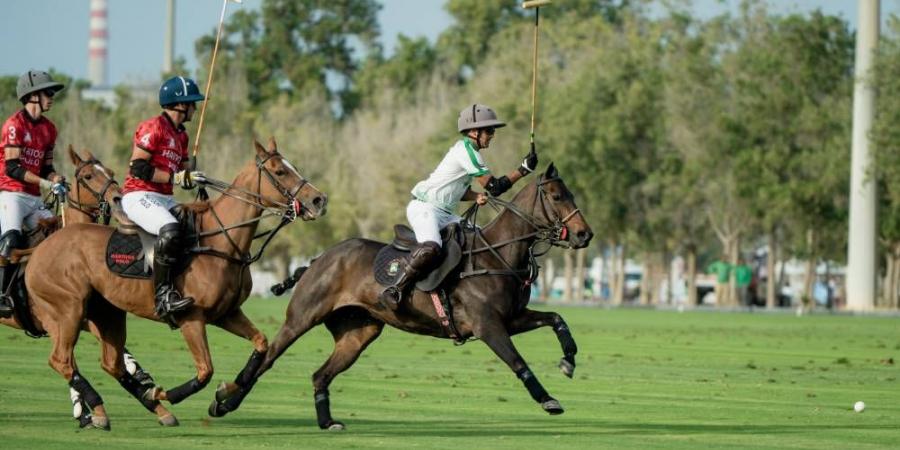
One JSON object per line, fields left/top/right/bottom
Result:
{"left": 411, "top": 137, "right": 490, "bottom": 213}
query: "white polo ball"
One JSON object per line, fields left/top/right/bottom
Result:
{"left": 853, "top": 401, "right": 865, "bottom": 413}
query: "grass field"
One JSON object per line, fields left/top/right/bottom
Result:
{"left": 1, "top": 299, "right": 898, "bottom": 449}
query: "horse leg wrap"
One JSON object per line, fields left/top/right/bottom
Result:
{"left": 118, "top": 373, "right": 160, "bottom": 412}
{"left": 553, "top": 322, "right": 577, "bottom": 359}
{"left": 123, "top": 349, "right": 155, "bottom": 386}
{"left": 166, "top": 376, "right": 210, "bottom": 404}
{"left": 515, "top": 367, "right": 550, "bottom": 403}
{"left": 69, "top": 371, "right": 104, "bottom": 409}
{"left": 235, "top": 350, "right": 264, "bottom": 388}
{"left": 314, "top": 389, "right": 332, "bottom": 429}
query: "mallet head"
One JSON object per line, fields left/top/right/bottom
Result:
{"left": 522, "top": 0, "right": 551, "bottom": 9}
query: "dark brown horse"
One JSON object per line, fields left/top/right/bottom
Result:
{"left": 210, "top": 163, "right": 592, "bottom": 430}
{"left": 20, "top": 139, "right": 326, "bottom": 430}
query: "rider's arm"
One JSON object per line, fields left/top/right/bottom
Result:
{"left": 474, "top": 168, "right": 524, "bottom": 197}
{"left": 128, "top": 145, "right": 172, "bottom": 184}
{"left": 4, "top": 146, "right": 53, "bottom": 185}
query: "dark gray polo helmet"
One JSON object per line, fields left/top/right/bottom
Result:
{"left": 457, "top": 103, "right": 507, "bottom": 133}
{"left": 16, "top": 70, "right": 65, "bottom": 102}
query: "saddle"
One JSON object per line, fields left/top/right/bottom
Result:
{"left": 373, "top": 223, "right": 464, "bottom": 291}
{"left": 105, "top": 205, "right": 199, "bottom": 279}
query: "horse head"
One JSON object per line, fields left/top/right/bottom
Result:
{"left": 253, "top": 137, "right": 327, "bottom": 221}
{"left": 527, "top": 163, "right": 593, "bottom": 249}
{"left": 67, "top": 145, "right": 120, "bottom": 224}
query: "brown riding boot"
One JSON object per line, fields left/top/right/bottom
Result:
{"left": 379, "top": 241, "right": 441, "bottom": 311}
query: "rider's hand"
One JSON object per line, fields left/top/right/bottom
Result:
{"left": 174, "top": 170, "right": 205, "bottom": 190}
{"left": 51, "top": 174, "right": 66, "bottom": 184}
{"left": 39, "top": 178, "right": 53, "bottom": 191}
{"left": 51, "top": 182, "right": 68, "bottom": 197}
{"left": 518, "top": 145, "right": 538, "bottom": 176}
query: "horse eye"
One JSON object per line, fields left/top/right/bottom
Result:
{"left": 552, "top": 193, "right": 561, "bottom": 201}
{"left": 84, "top": 174, "right": 93, "bottom": 180}
{"left": 275, "top": 169, "right": 286, "bottom": 176}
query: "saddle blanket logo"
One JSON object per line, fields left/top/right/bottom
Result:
{"left": 110, "top": 253, "right": 136, "bottom": 265}
{"left": 387, "top": 259, "right": 401, "bottom": 276}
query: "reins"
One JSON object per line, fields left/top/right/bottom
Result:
{"left": 459, "top": 175, "right": 580, "bottom": 286}
{"left": 187, "top": 153, "right": 303, "bottom": 266}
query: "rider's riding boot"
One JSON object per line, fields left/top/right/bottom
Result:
{"left": 153, "top": 223, "right": 193, "bottom": 320}
{"left": 0, "top": 230, "right": 25, "bottom": 318}
{"left": 379, "top": 241, "right": 441, "bottom": 311}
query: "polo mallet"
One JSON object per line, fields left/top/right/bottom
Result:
{"left": 522, "top": 0, "right": 551, "bottom": 158}
{"left": 192, "top": 0, "right": 242, "bottom": 161}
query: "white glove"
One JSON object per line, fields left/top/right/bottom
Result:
{"left": 174, "top": 170, "right": 206, "bottom": 190}
{"left": 39, "top": 178, "right": 53, "bottom": 190}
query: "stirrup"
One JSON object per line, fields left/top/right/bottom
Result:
{"left": 154, "top": 288, "right": 193, "bottom": 328}
{"left": 378, "top": 286, "right": 401, "bottom": 311}
{"left": 0, "top": 294, "right": 13, "bottom": 318}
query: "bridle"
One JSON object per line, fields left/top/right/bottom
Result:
{"left": 190, "top": 151, "right": 312, "bottom": 266}
{"left": 67, "top": 159, "right": 119, "bottom": 225}
{"left": 459, "top": 174, "right": 581, "bottom": 285}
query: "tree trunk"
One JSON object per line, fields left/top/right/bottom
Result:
{"left": 563, "top": 251, "right": 574, "bottom": 302}
{"left": 882, "top": 250, "right": 893, "bottom": 308}
{"left": 802, "top": 229, "right": 817, "bottom": 311}
{"left": 687, "top": 245, "right": 698, "bottom": 306}
{"left": 726, "top": 236, "right": 740, "bottom": 307}
{"left": 639, "top": 252, "right": 651, "bottom": 305}
{"left": 613, "top": 243, "right": 626, "bottom": 305}
{"left": 574, "top": 248, "right": 586, "bottom": 302}
{"left": 665, "top": 250, "right": 673, "bottom": 305}
{"left": 766, "top": 230, "right": 777, "bottom": 309}
{"left": 892, "top": 244, "right": 900, "bottom": 309}
{"left": 542, "top": 257, "right": 555, "bottom": 300}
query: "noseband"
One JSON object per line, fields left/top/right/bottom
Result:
{"left": 68, "top": 159, "right": 118, "bottom": 225}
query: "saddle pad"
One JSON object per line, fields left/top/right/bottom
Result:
{"left": 372, "top": 238, "right": 463, "bottom": 291}
{"left": 10, "top": 263, "right": 45, "bottom": 338}
{"left": 106, "top": 230, "right": 151, "bottom": 279}
{"left": 373, "top": 245, "right": 406, "bottom": 287}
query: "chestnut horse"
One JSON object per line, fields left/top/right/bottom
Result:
{"left": 210, "top": 163, "right": 592, "bottom": 430}
{"left": 0, "top": 146, "right": 178, "bottom": 427}
{"left": 21, "top": 139, "right": 326, "bottom": 430}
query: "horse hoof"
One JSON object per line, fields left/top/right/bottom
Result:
{"left": 158, "top": 414, "right": 179, "bottom": 427}
{"left": 541, "top": 399, "right": 565, "bottom": 415}
{"left": 325, "top": 421, "right": 346, "bottom": 431}
{"left": 208, "top": 400, "right": 228, "bottom": 418}
{"left": 559, "top": 358, "right": 575, "bottom": 378}
{"left": 89, "top": 415, "right": 111, "bottom": 431}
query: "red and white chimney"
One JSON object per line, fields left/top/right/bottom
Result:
{"left": 88, "top": 0, "right": 108, "bottom": 87}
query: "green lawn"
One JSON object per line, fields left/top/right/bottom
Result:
{"left": 1, "top": 300, "right": 898, "bottom": 449}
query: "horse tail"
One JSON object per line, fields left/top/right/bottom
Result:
{"left": 270, "top": 266, "right": 308, "bottom": 296}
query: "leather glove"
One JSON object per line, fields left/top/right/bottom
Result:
{"left": 174, "top": 170, "right": 206, "bottom": 190}
{"left": 518, "top": 145, "right": 538, "bottom": 176}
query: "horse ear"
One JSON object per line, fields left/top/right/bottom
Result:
{"left": 67, "top": 145, "right": 81, "bottom": 164}
{"left": 267, "top": 136, "right": 278, "bottom": 153}
{"left": 544, "top": 162, "right": 557, "bottom": 178}
{"left": 84, "top": 149, "right": 96, "bottom": 160}
{"left": 254, "top": 140, "right": 268, "bottom": 158}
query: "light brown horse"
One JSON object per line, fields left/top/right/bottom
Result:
{"left": 20, "top": 138, "right": 326, "bottom": 430}
{"left": 0, "top": 146, "right": 178, "bottom": 426}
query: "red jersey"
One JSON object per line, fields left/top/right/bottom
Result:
{"left": 0, "top": 110, "right": 57, "bottom": 196}
{"left": 122, "top": 113, "right": 189, "bottom": 196}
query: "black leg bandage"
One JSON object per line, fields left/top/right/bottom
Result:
{"left": 553, "top": 321, "right": 577, "bottom": 359}
{"left": 235, "top": 350, "right": 265, "bottom": 388}
{"left": 314, "top": 389, "right": 332, "bottom": 429}
{"left": 117, "top": 373, "right": 159, "bottom": 412}
{"left": 69, "top": 371, "right": 103, "bottom": 409}
{"left": 166, "top": 376, "right": 210, "bottom": 404}
{"left": 515, "top": 367, "right": 550, "bottom": 403}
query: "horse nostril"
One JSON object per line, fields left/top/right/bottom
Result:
{"left": 312, "top": 196, "right": 324, "bottom": 208}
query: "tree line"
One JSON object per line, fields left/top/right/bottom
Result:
{"left": 5, "top": 0, "right": 900, "bottom": 309}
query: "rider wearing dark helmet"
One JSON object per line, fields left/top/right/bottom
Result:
{"left": 120, "top": 76, "right": 205, "bottom": 322}
{"left": 0, "top": 70, "right": 67, "bottom": 317}
{"left": 379, "top": 103, "right": 538, "bottom": 310}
